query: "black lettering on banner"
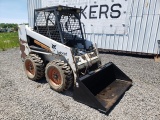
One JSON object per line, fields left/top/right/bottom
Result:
{"left": 89, "top": 5, "right": 98, "bottom": 19}
{"left": 80, "top": 6, "right": 87, "bottom": 19}
{"left": 99, "top": 5, "right": 109, "bottom": 19}
{"left": 110, "top": 4, "right": 122, "bottom": 18}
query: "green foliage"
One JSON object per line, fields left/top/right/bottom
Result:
{"left": 0, "top": 32, "right": 19, "bottom": 51}
{"left": 0, "top": 23, "right": 18, "bottom": 31}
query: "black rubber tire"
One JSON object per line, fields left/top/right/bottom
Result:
{"left": 45, "top": 60, "right": 73, "bottom": 92}
{"left": 24, "top": 54, "right": 44, "bottom": 81}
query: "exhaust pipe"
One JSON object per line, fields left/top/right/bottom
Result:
{"left": 73, "top": 62, "right": 132, "bottom": 113}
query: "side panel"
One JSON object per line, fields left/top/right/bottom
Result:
{"left": 24, "top": 25, "right": 78, "bottom": 83}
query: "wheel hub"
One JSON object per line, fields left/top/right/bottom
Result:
{"left": 48, "top": 67, "right": 61, "bottom": 85}
{"left": 53, "top": 74, "right": 58, "bottom": 79}
{"left": 29, "top": 64, "right": 33, "bottom": 71}
{"left": 25, "top": 60, "right": 34, "bottom": 75}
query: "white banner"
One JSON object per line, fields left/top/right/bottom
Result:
{"left": 42, "top": 0, "right": 128, "bottom": 34}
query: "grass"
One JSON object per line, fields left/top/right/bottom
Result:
{"left": 0, "top": 32, "right": 19, "bottom": 51}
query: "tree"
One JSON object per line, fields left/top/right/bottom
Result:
{"left": 0, "top": 23, "right": 18, "bottom": 31}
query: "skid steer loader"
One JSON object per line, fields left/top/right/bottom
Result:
{"left": 18, "top": 6, "right": 132, "bottom": 113}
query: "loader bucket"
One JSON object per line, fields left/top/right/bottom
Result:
{"left": 73, "top": 62, "right": 132, "bottom": 113}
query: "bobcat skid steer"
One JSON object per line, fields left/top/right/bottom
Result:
{"left": 18, "top": 6, "right": 132, "bottom": 113}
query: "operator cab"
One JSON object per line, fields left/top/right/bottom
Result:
{"left": 34, "top": 6, "right": 86, "bottom": 50}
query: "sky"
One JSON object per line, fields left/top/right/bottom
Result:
{"left": 0, "top": 0, "right": 28, "bottom": 24}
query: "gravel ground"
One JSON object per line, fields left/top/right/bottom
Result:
{"left": 0, "top": 48, "right": 160, "bottom": 120}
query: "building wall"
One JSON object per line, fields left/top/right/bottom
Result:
{"left": 27, "top": 0, "right": 42, "bottom": 28}
{"left": 27, "top": 0, "right": 160, "bottom": 55}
